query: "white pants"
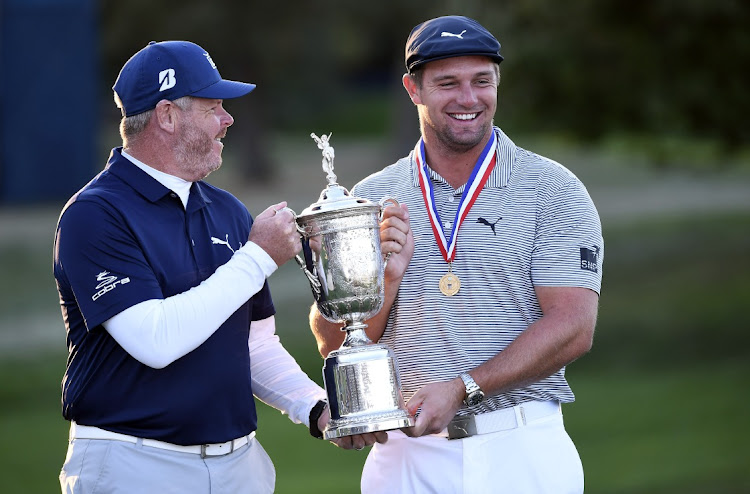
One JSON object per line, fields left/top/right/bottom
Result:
{"left": 361, "top": 405, "right": 583, "bottom": 494}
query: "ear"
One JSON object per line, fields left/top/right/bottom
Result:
{"left": 402, "top": 73, "right": 422, "bottom": 105}
{"left": 154, "top": 100, "right": 177, "bottom": 134}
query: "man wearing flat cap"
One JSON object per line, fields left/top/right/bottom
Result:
{"left": 311, "top": 15, "right": 603, "bottom": 493}
{"left": 55, "top": 40, "right": 383, "bottom": 494}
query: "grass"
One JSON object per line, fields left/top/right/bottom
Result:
{"left": 566, "top": 361, "right": 750, "bottom": 494}
{"left": 584, "top": 213, "right": 750, "bottom": 369}
{"left": 2, "top": 352, "right": 747, "bottom": 493}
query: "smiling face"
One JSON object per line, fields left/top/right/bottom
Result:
{"left": 404, "top": 56, "right": 499, "bottom": 155}
{"left": 174, "top": 97, "right": 234, "bottom": 181}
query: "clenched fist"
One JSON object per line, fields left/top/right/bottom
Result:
{"left": 248, "top": 201, "right": 302, "bottom": 267}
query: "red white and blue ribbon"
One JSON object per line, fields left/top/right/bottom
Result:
{"left": 415, "top": 130, "right": 498, "bottom": 264}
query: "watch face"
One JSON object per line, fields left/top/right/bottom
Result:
{"left": 466, "top": 392, "right": 484, "bottom": 407}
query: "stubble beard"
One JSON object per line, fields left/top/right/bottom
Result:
{"left": 175, "top": 122, "right": 221, "bottom": 181}
{"left": 420, "top": 111, "right": 492, "bottom": 155}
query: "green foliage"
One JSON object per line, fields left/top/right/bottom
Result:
{"left": 96, "top": 1, "right": 750, "bottom": 163}
{"left": 492, "top": 1, "right": 750, "bottom": 148}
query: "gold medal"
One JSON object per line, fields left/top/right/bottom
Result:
{"left": 439, "top": 271, "right": 460, "bottom": 296}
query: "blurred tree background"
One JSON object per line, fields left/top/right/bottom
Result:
{"left": 94, "top": 0, "right": 749, "bottom": 179}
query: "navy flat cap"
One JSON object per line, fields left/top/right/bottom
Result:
{"left": 405, "top": 15, "right": 503, "bottom": 72}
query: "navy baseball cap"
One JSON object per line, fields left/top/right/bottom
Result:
{"left": 113, "top": 41, "right": 256, "bottom": 117}
{"left": 405, "top": 16, "right": 503, "bottom": 72}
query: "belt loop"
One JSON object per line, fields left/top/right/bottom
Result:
{"left": 200, "top": 445, "right": 207, "bottom": 459}
{"left": 513, "top": 404, "right": 527, "bottom": 427}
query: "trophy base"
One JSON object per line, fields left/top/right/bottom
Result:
{"left": 322, "top": 343, "right": 414, "bottom": 440}
{"left": 323, "top": 410, "right": 415, "bottom": 440}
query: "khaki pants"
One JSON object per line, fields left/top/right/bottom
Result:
{"left": 60, "top": 435, "right": 275, "bottom": 494}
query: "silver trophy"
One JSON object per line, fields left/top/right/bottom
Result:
{"left": 292, "top": 132, "right": 415, "bottom": 440}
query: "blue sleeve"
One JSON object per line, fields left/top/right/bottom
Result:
{"left": 55, "top": 199, "right": 165, "bottom": 330}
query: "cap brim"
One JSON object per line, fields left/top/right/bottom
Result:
{"left": 191, "top": 79, "right": 256, "bottom": 100}
{"left": 408, "top": 52, "right": 504, "bottom": 72}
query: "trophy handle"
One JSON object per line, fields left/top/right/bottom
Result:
{"left": 287, "top": 207, "right": 323, "bottom": 297}
{"left": 378, "top": 196, "right": 400, "bottom": 214}
{"left": 378, "top": 197, "right": 400, "bottom": 266}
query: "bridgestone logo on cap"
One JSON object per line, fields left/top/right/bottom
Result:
{"left": 159, "top": 69, "right": 176, "bottom": 92}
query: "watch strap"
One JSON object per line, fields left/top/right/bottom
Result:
{"left": 459, "top": 372, "right": 480, "bottom": 395}
{"left": 308, "top": 400, "right": 328, "bottom": 439}
{"left": 459, "top": 372, "right": 483, "bottom": 406}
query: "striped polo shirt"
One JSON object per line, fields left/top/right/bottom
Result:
{"left": 351, "top": 127, "right": 603, "bottom": 414}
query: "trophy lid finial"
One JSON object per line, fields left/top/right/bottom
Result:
{"left": 311, "top": 132, "right": 337, "bottom": 185}
{"left": 298, "top": 132, "right": 379, "bottom": 219}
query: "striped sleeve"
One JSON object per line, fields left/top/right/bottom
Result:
{"left": 531, "top": 170, "right": 603, "bottom": 294}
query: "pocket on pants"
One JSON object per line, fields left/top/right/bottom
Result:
{"left": 60, "top": 439, "right": 113, "bottom": 494}
{"left": 464, "top": 415, "right": 584, "bottom": 494}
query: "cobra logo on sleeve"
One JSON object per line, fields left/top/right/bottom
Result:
{"left": 92, "top": 271, "right": 131, "bottom": 301}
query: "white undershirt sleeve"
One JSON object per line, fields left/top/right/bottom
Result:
{"left": 249, "top": 316, "right": 326, "bottom": 426}
{"left": 103, "top": 241, "right": 277, "bottom": 369}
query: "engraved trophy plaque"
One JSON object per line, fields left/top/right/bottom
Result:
{"left": 293, "top": 133, "right": 415, "bottom": 439}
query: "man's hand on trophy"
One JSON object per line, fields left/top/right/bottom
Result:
{"left": 248, "top": 201, "right": 302, "bottom": 266}
{"left": 401, "top": 379, "right": 464, "bottom": 437}
{"left": 319, "top": 407, "right": 388, "bottom": 450}
{"left": 380, "top": 203, "right": 413, "bottom": 282}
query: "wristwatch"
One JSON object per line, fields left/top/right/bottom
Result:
{"left": 459, "top": 372, "right": 485, "bottom": 407}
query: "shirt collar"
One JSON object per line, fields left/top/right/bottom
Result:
{"left": 409, "top": 126, "right": 515, "bottom": 190}
{"left": 106, "top": 147, "right": 211, "bottom": 210}
{"left": 121, "top": 149, "right": 192, "bottom": 209}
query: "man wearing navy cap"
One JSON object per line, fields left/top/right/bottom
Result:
{"left": 311, "top": 16, "right": 603, "bottom": 493}
{"left": 55, "top": 40, "right": 384, "bottom": 494}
